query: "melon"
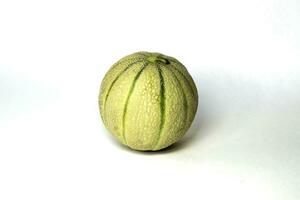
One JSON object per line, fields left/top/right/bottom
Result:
{"left": 98, "top": 52, "right": 198, "bottom": 151}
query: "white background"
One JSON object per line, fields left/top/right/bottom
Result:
{"left": 1, "top": 0, "right": 300, "bottom": 199}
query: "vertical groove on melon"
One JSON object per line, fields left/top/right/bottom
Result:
{"left": 153, "top": 66, "right": 166, "bottom": 149}
{"left": 103, "top": 63, "right": 145, "bottom": 143}
{"left": 171, "top": 64, "right": 198, "bottom": 122}
{"left": 122, "top": 62, "right": 149, "bottom": 144}
{"left": 170, "top": 63, "right": 198, "bottom": 99}
{"left": 101, "top": 60, "right": 143, "bottom": 122}
{"left": 153, "top": 66, "right": 186, "bottom": 150}
{"left": 167, "top": 66, "right": 197, "bottom": 128}
{"left": 124, "top": 64, "right": 162, "bottom": 150}
{"left": 167, "top": 67, "right": 188, "bottom": 132}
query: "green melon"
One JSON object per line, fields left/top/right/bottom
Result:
{"left": 98, "top": 52, "right": 198, "bottom": 151}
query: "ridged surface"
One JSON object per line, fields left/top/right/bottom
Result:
{"left": 122, "top": 62, "right": 149, "bottom": 144}
{"left": 99, "top": 52, "right": 198, "bottom": 151}
{"left": 99, "top": 55, "right": 144, "bottom": 122}
{"left": 125, "top": 64, "right": 162, "bottom": 150}
{"left": 153, "top": 67, "right": 165, "bottom": 149}
{"left": 167, "top": 66, "right": 198, "bottom": 130}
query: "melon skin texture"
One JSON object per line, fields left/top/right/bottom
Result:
{"left": 99, "top": 52, "right": 198, "bottom": 151}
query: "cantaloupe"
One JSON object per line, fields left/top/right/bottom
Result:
{"left": 99, "top": 52, "right": 198, "bottom": 151}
